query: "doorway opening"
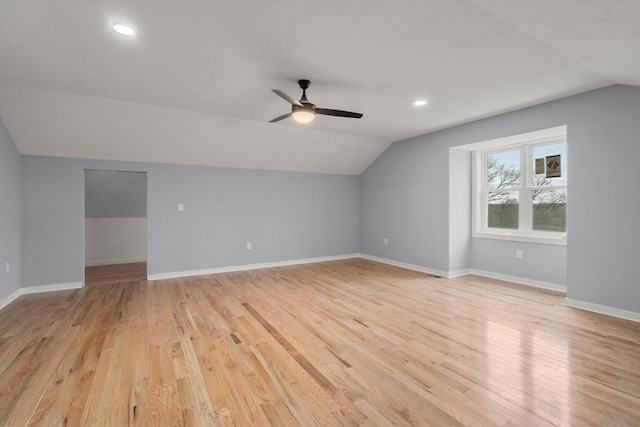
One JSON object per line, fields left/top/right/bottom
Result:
{"left": 84, "top": 169, "right": 147, "bottom": 285}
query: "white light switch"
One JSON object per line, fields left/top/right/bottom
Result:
{"left": 177, "top": 203, "right": 184, "bottom": 212}
{"left": 516, "top": 249, "right": 523, "bottom": 259}
{"left": 5, "top": 262, "right": 9, "bottom": 273}
{"left": 383, "top": 238, "right": 388, "bottom": 246}
{"left": 246, "top": 242, "right": 252, "bottom": 250}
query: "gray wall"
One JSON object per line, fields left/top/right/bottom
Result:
{"left": 449, "top": 148, "right": 471, "bottom": 273}
{"left": 0, "top": 117, "right": 21, "bottom": 299}
{"left": 360, "top": 137, "right": 451, "bottom": 271}
{"left": 361, "top": 85, "right": 639, "bottom": 313}
{"left": 85, "top": 169, "right": 147, "bottom": 218}
{"left": 21, "top": 156, "right": 360, "bottom": 286}
{"left": 567, "top": 86, "right": 639, "bottom": 312}
{"left": 471, "top": 239, "right": 566, "bottom": 285}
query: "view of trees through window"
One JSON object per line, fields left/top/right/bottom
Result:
{"left": 486, "top": 143, "right": 567, "bottom": 232}
{"left": 487, "top": 152, "right": 519, "bottom": 229}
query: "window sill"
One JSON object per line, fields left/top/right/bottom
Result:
{"left": 472, "top": 231, "right": 567, "bottom": 246}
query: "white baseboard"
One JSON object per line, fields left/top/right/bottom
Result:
{"left": 0, "top": 282, "right": 83, "bottom": 311}
{"left": 469, "top": 269, "right": 567, "bottom": 293}
{"left": 358, "top": 255, "right": 566, "bottom": 293}
{"left": 85, "top": 257, "right": 147, "bottom": 267}
{"left": 149, "top": 253, "right": 361, "bottom": 281}
{"left": 448, "top": 268, "right": 472, "bottom": 278}
{"left": 20, "top": 282, "right": 83, "bottom": 294}
{"left": 564, "top": 298, "right": 640, "bottom": 323}
{"left": 359, "top": 254, "right": 451, "bottom": 278}
{"left": 358, "top": 256, "right": 640, "bottom": 321}
{"left": 4, "top": 258, "right": 636, "bottom": 324}
{"left": 0, "top": 288, "right": 22, "bottom": 310}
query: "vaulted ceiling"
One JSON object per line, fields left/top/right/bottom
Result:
{"left": 1, "top": 1, "right": 638, "bottom": 175}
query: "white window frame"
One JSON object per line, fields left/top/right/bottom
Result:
{"left": 471, "top": 126, "right": 567, "bottom": 246}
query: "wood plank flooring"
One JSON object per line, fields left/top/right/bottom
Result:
{"left": 1, "top": 258, "right": 639, "bottom": 426}
{"left": 85, "top": 262, "right": 147, "bottom": 286}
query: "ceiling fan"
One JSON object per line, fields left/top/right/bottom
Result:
{"left": 269, "top": 79, "right": 363, "bottom": 124}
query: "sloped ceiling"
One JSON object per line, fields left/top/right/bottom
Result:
{"left": 0, "top": 0, "right": 638, "bottom": 175}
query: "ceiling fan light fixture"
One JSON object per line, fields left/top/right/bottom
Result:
{"left": 292, "top": 109, "right": 315, "bottom": 123}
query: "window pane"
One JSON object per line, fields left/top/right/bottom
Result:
{"left": 532, "top": 189, "right": 566, "bottom": 232}
{"left": 487, "top": 150, "right": 520, "bottom": 189}
{"left": 488, "top": 191, "right": 519, "bottom": 229}
{"left": 532, "top": 143, "right": 567, "bottom": 187}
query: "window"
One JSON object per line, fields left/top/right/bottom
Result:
{"left": 472, "top": 127, "right": 567, "bottom": 245}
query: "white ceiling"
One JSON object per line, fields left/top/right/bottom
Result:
{"left": 0, "top": 0, "right": 638, "bottom": 175}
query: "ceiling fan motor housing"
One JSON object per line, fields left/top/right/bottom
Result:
{"left": 293, "top": 104, "right": 315, "bottom": 113}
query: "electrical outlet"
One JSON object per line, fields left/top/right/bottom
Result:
{"left": 177, "top": 202, "right": 184, "bottom": 212}
{"left": 5, "top": 262, "right": 9, "bottom": 273}
{"left": 246, "top": 242, "right": 252, "bottom": 250}
{"left": 516, "top": 249, "right": 523, "bottom": 259}
{"left": 383, "top": 238, "right": 388, "bottom": 246}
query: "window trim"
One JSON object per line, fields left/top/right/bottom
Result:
{"left": 471, "top": 127, "right": 567, "bottom": 246}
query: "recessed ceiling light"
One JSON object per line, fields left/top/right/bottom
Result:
{"left": 113, "top": 24, "right": 135, "bottom": 36}
{"left": 413, "top": 99, "right": 428, "bottom": 107}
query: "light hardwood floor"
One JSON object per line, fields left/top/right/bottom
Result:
{"left": 85, "top": 262, "right": 147, "bottom": 286}
{"left": 1, "top": 259, "right": 638, "bottom": 426}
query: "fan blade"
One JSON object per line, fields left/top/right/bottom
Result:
{"left": 272, "top": 90, "right": 303, "bottom": 107}
{"left": 315, "top": 108, "right": 363, "bottom": 119}
{"left": 269, "top": 112, "right": 292, "bottom": 123}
